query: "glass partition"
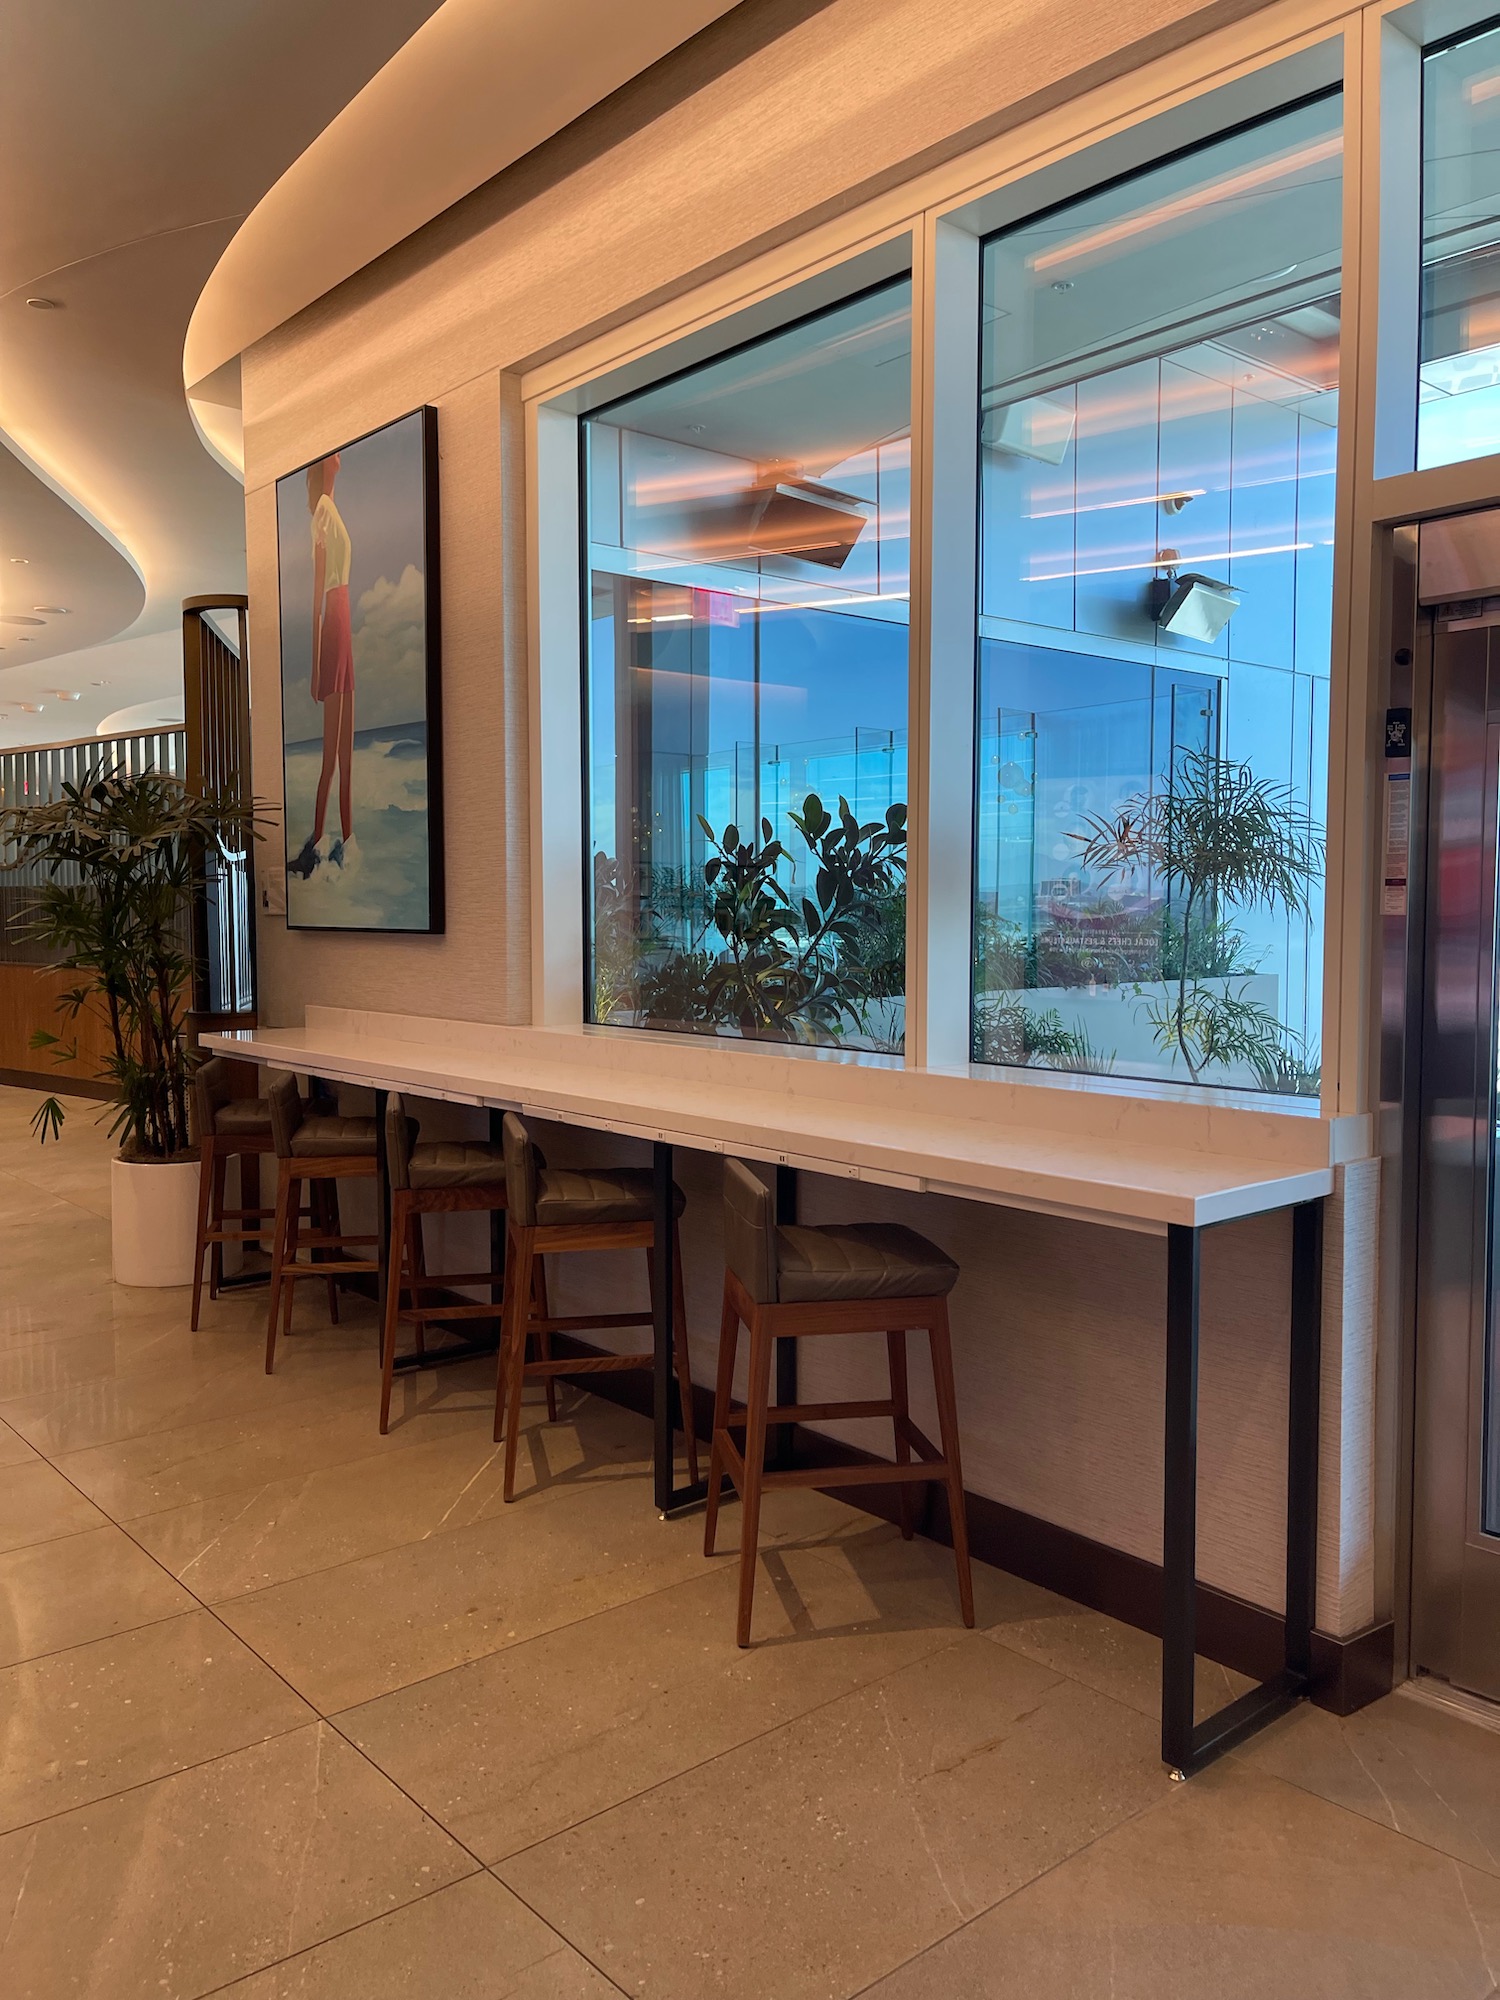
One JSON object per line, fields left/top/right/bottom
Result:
{"left": 583, "top": 282, "right": 911, "bottom": 1051}
{"left": 1421, "top": 21, "right": 1500, "bottom": 469}
{"left": 972, "top": 97, "right": 1340, "bottom": 1093}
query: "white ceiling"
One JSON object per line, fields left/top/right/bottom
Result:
{"left": 0, "top": 0, "right": 446, "bottom": 748}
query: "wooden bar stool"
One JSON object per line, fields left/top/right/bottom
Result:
{"left": 379, "top": 1093, "right": 525, "bottom": 1432}
{"left": 705, "top": 1156, "right": 974, "bottom": 1646}
{"left": 494, "top": 1111, "right": 699, "bottom": 1501}
{"left": 190, "top": 1057, "right": 276, "bottom": 1331}
{"left": 264, "top": 1071, "right": 380, "bottom": 1373}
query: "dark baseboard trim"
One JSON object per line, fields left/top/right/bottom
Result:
{"left": 0, "top": 1067, "right": 113, "bottom": 1101}
{"left": 344, "top": 1293, "right": 1396, "bottom": 1718}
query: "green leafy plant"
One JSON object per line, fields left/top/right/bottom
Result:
{"left": 602, "top": 792, "right": 907, "bottom": 1045}
{"left": 971, "top": 995, "right": 1115, "bottom": 1073}
{"left": 1, "top": 764, "right": 257, "bottom": 1157}
{"left": 1070, "top": 746, "right": 1324, "bottom": 1088}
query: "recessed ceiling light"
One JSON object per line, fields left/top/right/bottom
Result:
{"left": 91, "top": 678, "right": 109, "bottom": 687}
{"left": 51, "top": 690, "right": 81, "bottom": 702}
{"left": 25, "top": 298, "right": 58, "bottom": 311}
{"left": 31, "top": 606, "right": 67, "bottom": 614}
{"left": 19, "top": 703, "right": 43, "bottom": 713}
{"left": 9, "top": 557, "right": 28, "bottom": 565}
{"left": 1, "top": 615, "right": 45, "bottom": 626}
{"left": 17, "top": 637, "right": 33, "bottom": 644}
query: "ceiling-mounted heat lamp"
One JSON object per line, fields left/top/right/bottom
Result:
{"left": 744, "top": 477, "right": 873, "bottom": 569}
{"left": 1149, "top": 547, "right": 1239, "bottom": 644}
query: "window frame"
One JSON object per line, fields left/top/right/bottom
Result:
{"left": 523, "top": 0, "right": 1410, "bottom": 1122}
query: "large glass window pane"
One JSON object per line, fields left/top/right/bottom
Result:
{"left": 1421, "top": 23, "right": 1500, "bottom": 469}
{"left": 973, "top": 98, "right": 1340, "bottom": 1093}
{"left": 584, "top": 283, "right": 911, "bottom": 1051}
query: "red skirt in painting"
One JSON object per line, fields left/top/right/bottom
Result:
{"left": 313, "top": 584, "right": 354, "bottom": 701}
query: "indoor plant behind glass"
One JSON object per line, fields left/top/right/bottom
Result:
{"left": 1, "top": 763, "right": 256, "bottom": 1285}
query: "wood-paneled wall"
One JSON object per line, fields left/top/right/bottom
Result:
{"left": 0, "top": 964, "right": 115, "bottom": 1093}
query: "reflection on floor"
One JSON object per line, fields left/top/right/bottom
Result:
{"left": 1, "top": 1083, "right": 1499, "bottom": 1999}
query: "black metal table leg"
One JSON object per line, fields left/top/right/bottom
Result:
{"left": 1161, "top": 1198, "right": 1324, "bottom": 1778}
{"left": 1161, "top": 1221, "right": 1201, "bottom": 1777}
{"left": 651, "top": 1138, "right": 720, "bottom": 1517}
{"left": 774, "top": 1164, "right": 798, "bottom": 1471}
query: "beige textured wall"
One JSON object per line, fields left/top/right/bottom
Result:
{"left": 240, "top": 0, "right": 1382, "bottom": 1634}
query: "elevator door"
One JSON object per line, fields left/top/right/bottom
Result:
{"left": 1412, "top": 509, "right": 1500, "bottom": 1700}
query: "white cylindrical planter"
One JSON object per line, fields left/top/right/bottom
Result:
{"left": 111, "top": 1156, "right": 201, "bottom": 1288}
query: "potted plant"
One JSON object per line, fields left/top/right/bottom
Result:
{"left": 1071, "top": 745, "right": 1324, "bottom": 1090}
{"left": 1, "top": 763, "right": 255, "bottom": 1286}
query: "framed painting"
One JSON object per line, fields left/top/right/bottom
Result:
{"left": 275, "top": 405, "right": 443, "bottom": 932}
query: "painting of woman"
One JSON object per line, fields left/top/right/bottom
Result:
{"left": 276, "top": 407, "right": 442, "bottom": 932}
{"left": 290, "top": 451, "right": 357, "bottom": 878}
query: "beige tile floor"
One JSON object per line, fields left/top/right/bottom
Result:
{"left": 2, "top": 1083, "right": 1500, "bottom": 1999}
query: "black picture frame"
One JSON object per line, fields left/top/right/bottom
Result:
{"left": 274, "top": 404, "right": 444, "bottom": 934}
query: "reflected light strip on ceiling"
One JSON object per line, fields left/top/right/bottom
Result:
{"left": 1027, "top": 135, "right": 1342, "bottom": 276}
{"left": 1028, "top": 541, "right": 1315, "bottom": 581}
{"left": 1027, "top": 488, "right": 1205, "bottom": 520}
{"left": 627, "top": 590, "right": 909, "bottom": 625}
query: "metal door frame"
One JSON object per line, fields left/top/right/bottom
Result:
{"left": 1395, "top": 508, "right": 1500, "bottom": 1699}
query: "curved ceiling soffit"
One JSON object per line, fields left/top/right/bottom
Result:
{"left": 185, "top": 0, "right": 744, "bottom": 460}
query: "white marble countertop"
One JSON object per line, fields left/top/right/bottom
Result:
{"left": 204, "top": 1009, "right": 1342, "bottom": 1234}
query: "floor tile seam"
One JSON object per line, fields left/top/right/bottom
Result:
{"left": 484, "top": 1627, "right": 999, "bottom": 1871}
{"left": 325, "top": 1542, "right": 981, "bottom": 1736}
{"left": 0, "top": 1515, "right": 121, "bottom": 1563}
{"left": 193, "top": 1464, "right": 768, "bottom": 1626}
{"left": 107, "top": 1415, "right": 550, "bottom": 1544}
{"left": 189, "top": 1868, "right": 633, "bottom": 2000}
{"left": 41, "top": 1378, "right": 462, "bottom": 1481}
{"left": 1221, "top": 1736, "right": 1500, "bottom": 1881}
{"left": 187, "top": 1872, "right": 488, "bottom": 2000}
{"left": 0, "top": 1713, "right": 321, "bottom": 1843}
{"left": 480, "top": 1868, "right": 636, "bottom": 1998}
{"left": 46, "top": 1381, "right": 608, "bottom": 1513}
{"left": 840, "top": 1780, "right": 1193, "bottom": 2000}
{"left": 1, "top": 1361, "right": 379, "bottom": 1462}
{"left": 0, "top": 1168, "right": 112, "bottom": 1223}
{"left": 0, "top": 1599, "right": 200, "bottom": 1674}
{"left": 973, "top": 1623, "right": 1168, "bottom": 1725}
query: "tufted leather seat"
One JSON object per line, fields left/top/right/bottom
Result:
{"left": 267, "top": 1072, "right": 376, "bottom": 1159}
{"left": 775, "top": 1223, "right": 958, "bottom": 1303}
{"left": 536, "top": 1167, "right": 687, "bottom": 1227}
{"left": 290, "top": 1114, "right": 378, "bottom": 1159}
{"left": 213, "top": 1096, "right": 273, "bottom": 1137}
{"left": 409, "top": 1139, "right": 507, "bottom": 1190}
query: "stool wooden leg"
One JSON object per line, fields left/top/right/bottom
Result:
{"left": 408, "top": 1215, "right": 426, "bottom": 1357}
{"left": 704, "top": 1281, "right": 739, "bottom": 1557}
{"left": 379, "top": 1189, "right": 410, "bottom": 1434}
{"left": 928, "top": 1303, "right": 974, "bottom": 1627}
{"left": 498, "top": 1227, "right": 535, "bottom": 1495}
{"left": 736, "top": 1312, "right": 774, "bottom": 1648}
{"left": 190, "top": 1138, "right": 215, "bottom": 1333}
{"left": 317, "top": 1180, "right": 341, "bottom": 1325}
{"left": 887, "top": 1328, "right": 915, "bottom": 1541}
{"left": 265, "top": 1163, "right": 295, "bottom": 1374}
{"left": 671, "top": 1236, "right": 699, "bottom": 1486}
{"left": 280, "top": 1173, "right": 305, "bottom": 1352}
{"left": 533, "top": 1255, "right": 557, "bottom": 1422}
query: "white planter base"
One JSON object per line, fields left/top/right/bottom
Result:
{"left": 111, "top": 1155, "right": 201, "bottom": 1288}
